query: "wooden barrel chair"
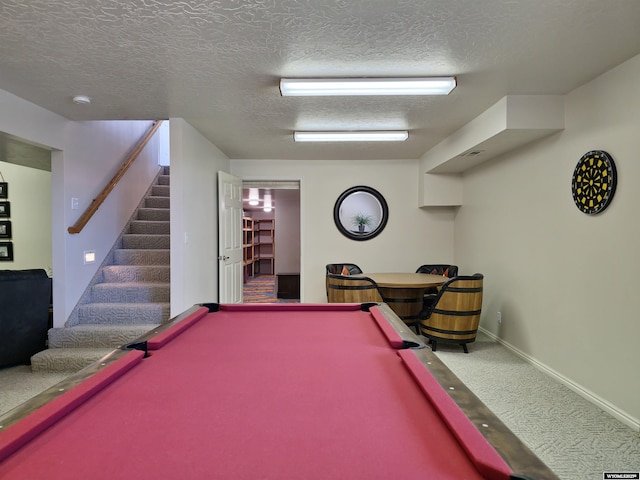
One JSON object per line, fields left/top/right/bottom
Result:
{"left": 415, "top": 264, "right": 459, "bottom": 314}
{"left": 326, "top": 273, "right": 383, "bottom": 304}
{"left": 419, "top": 273, "right": 483, "bottom": 353}
{"left": 325, "top": 264, "right": 364, "bottom": 299}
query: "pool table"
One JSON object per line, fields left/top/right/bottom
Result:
{"left": 0, "top": 303, "right": 557, "bottom": 480}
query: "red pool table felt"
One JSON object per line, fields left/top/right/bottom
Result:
{"left": 0, "top": 303, "right": 515, "bottom": 480}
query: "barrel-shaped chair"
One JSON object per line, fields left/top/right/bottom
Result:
{"left": 325, "top": 264, "right": 364, "bottom": 299}
{"left": 326, "top": 273, "right": 383, "bottom": 304}
{"left": 415, "top": 264, "right": 458, "bottom": 314}
{"left": 419, "top": 273, "right": 483, "bottom": 353}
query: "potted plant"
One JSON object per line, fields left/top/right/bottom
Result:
{"left": 352, "top": 212, "right": 373, "bottom": 233}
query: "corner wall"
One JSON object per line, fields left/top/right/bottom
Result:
{"left": 169, "top": 119, "right": 230, "bottom": 315}
{"left": 455, "top": 53, "right": 640, "bottom": 427}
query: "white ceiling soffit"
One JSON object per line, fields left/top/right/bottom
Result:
{"left": 423, "top": 96, "right": 565, "bottom": 174}
{"left": 0, "top": 132, "right": 52, "bottom": 172}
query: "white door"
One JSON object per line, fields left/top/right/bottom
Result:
{"left": 218, "top": 171, "right": 243, "bottom": 303}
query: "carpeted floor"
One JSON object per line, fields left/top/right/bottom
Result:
{"left": 243, "top": 274, "right": 299, "bottom": 303}
{"left": 432, "top": 333, "right": 640, "bottom": 480}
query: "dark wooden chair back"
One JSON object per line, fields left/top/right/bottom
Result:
{"left": 419, "top": 273, "right": 483, "bottom": 353}
{"left": 326, "top": 273, "right": 383, "bottom": 303}
{"left": 415, "top": 264, "right": 458, "bottom": 277}
{"left": 416, "top": 264, "right": 459, "bottom": 313}
{"left": 326, "top": 263, "right": 363, "bottom": 275}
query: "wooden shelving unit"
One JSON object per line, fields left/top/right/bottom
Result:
{"left": 242, "top": 217, "right": 256, "bottom": 282}
{"left": 243, "top": 217, "right": 276, "bottom": 280}
{"left": 255, "top": 219, "right": 275, "bottom": 275}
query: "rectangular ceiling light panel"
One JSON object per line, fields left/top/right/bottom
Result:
{"left": 294, "top": 131, "right": 409, "bottom": 142}
{"left": 280, "top": 77, "right": 456, "bottom": 96}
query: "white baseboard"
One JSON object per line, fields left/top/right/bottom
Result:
{"left": 478, "top": 327, "right": 640, "bottom": 433}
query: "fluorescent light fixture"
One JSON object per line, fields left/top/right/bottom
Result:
{"left": 263, "top": 193, "right": 273, "bottom": 212}
{"left": 294, "top": 131, "right": 408, "bottom": 142}
{"left": 248, "top": 188, "right": 259, "bottom": 206}
{"left": 280, "top": 77, "right": 456, "bottom": 96}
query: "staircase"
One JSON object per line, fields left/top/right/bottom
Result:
{"left": 31, "top": 167, "right": 171, "bottom": 373}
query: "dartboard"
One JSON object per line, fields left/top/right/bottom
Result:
{"left": 571, "top": 150, "right": 617, "bottom": 215}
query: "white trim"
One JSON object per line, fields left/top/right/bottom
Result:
{"left": 479, "top": 327, "right": 640, "bottom": 433}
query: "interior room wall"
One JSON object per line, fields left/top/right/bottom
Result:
{"left": 455, "top": 53, "right": 640, "bottom": 428}
{"left": 0, "top": 161, "right": 51, "bottom": 272}
{"left": 274, "top": 189, "right": 300, "bottom": 273}
{"left": 231, "top": 159, "right": 456, "bottom": 303}
{"left": 169, "top": 118, "right": 230, "bottom": 316}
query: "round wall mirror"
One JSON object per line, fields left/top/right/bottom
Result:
{"left": 333, "top": 186, "right": 389, "bottom": 241}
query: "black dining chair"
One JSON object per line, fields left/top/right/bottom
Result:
{"left": 416, "top": 264, "right": 458, "bottom": 314}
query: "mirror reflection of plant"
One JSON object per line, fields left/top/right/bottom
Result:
{"left": 352, "top": 212, "right": 373, "bottom": 227}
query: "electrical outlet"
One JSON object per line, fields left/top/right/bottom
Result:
{"left": 497, "top": 311, "right": 502, "bottom": 324}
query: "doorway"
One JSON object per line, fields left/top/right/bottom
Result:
{"left": 241, "top": 181, "right": 300, "bottom": 302}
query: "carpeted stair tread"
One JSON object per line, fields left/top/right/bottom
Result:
{"left": 91, "top": 282, "right": 170, "bottom": 303}
{"left": 31, "top": 348, "right": 117, "bottom": 373}
{"left": 145, "top": 196, "right": 170, "bottom": 209}
{"left": 114, "top": 249, "right": 170, "bottom": 266}
{"left": 77, "top": 302, "right": 170, "bottom": 325}
{"left": 151, "top": 185, "right": 170, "bottom": 196}
{"left": 48, "top": 324, "right": 156, "bottom": 348}
{"left": 102, "top": 265, "right": 170, "bottom": 282}
{"left": 137, "top": 208, "right": 169, "bottom": 221}
{"left": 129, "top": 220, "right": 170, "bottom": 235}
{"left": 122, "top": 234, "right": 170, "bottom": 249}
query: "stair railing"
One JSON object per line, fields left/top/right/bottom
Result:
{"left": 68, "top": 120, "right": 164, "bottom": 234}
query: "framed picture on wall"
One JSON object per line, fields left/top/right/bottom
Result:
{"left": 0, "top": 221, "right": 11, "bottom": 239}
{"left": 0, "top": 202, "right": 9, "bottom": 218}
{"left": 0, "top": 182, "right": 7, "bottom": 199}
{"left": 0, "top": 242, "right": 13, "bottom": 261}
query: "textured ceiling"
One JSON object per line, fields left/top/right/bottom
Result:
{"left": 1, "top": 0, "right": 640, "bottom": 160}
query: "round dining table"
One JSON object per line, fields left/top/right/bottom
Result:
{"left": 354, "top": 273, "right": 447, "bottom": 329}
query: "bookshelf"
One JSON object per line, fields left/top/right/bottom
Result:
{"left": 243, "top": 217, "right": 275, "bottom": 279}
{"left": 256, "top": 219, "right": 275, "bottom": 275}
{"left": 242, "top": 217, "right": 256, "bottom": 282}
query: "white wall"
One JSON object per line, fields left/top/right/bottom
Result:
{"left": 231, "top": 159, "right": 455, "bottom": 303}
{"left": 274, "top": 189, "right": 300, "bottom": 273}
{"left": 0, "top": 161, "right": 51, "bottom": 272}
{"left": 169, "top": 119, "right": 230, "bottom": 315}
{"left": 456, "top": 53, "right": 640, "bottom": 427}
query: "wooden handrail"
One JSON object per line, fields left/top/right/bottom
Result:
{"left": 68, "top": 120, "right": 164, "bottom": 234}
